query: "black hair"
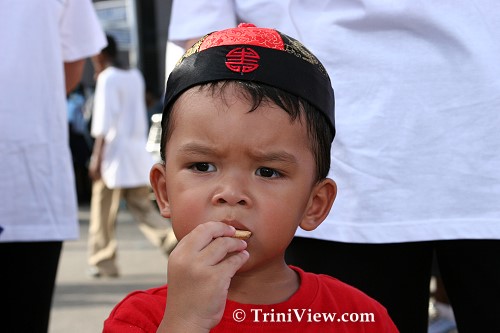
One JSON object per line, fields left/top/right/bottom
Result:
{"left": 102, "top": 34, "right": 118, "bottom": 60}
{"left": 160, "top": 81, "right": 332, "bottom": 182}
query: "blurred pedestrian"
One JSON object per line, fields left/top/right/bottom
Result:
{"left": 0, "top": 0, "right": 106, "bottom": 332}
{"left": 168, "top": 1, "right": 500, "bottom": 332}
{"left": 68, "top": 83, "right": 93, "bottom": 204}
{"left": 87, "top": 35, "right": 177, "bottom": 278}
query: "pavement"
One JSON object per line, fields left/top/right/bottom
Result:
{"left": 49, "top": 204, "right": 169, "bottom": 333}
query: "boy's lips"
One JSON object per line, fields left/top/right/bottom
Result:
{"left": 220, "top": 219, "right": 245, "bottom": 230}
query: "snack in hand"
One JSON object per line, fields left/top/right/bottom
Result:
{"left": 233, "top": 230, "right": 252, "bottom": 240}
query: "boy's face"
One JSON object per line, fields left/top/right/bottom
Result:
{"left": 151, "top": 84, "right": 335, "bottom": 271}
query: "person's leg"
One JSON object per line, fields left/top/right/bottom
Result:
{"left": 0, "top": 241, "right": 62, "bottom": 333}
{"left": 123, "top": 186, "right": 177, "bottom": 255}
{"left": 428, "top": 251, "right": 457, "bottom": 333}
{"left": 431, "top": 252, "right": 452, "bottom": 305}
{"left": 87, "top": 179, "right": 121, "bottom": 276}
{"left": 286, "top": 237, "right": 434, "bottom": 333}
{"left": 436, "top": 239, "right": 500, "bottom": 333}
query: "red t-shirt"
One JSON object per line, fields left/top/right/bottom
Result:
{"left": 103, "top": 266, "right": 399, "bottom": 332}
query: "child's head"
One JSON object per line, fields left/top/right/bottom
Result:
{"left": 102, "top": 34, "right": 118, "bottom": 60}
{"left": 151, "top": 24, "right": 336, "bottom": 269}
{"left": 92, "top": 34, "right": 119, "bottom": 75}
{"left": 160, "top": 23, "right": 335, "bottom": 182}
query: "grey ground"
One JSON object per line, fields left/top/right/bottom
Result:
{"left": 49, "top": 205, "right": 168, "bottom": 333}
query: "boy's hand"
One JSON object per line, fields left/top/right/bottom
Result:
{"left": 157, "top": 222, "right": 249, "bottom": 333}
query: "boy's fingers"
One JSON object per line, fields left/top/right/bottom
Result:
{"left": 180, "top": 222, "right": 236, "bottom": 252}
{"left": 171, "top": 221, "right": 248, "bottom": 270}
{"left": 217, "top": 250, "right": 250, "bottom": 276}
{"left": 200, "top": 237, "right": 248, "bottom": 265}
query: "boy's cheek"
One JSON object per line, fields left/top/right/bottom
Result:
{"left": 170, "top": 216, "right": 198, "bottom": 242}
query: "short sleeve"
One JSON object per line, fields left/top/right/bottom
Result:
{"left": 91, "top": 72, "right": 119, "bottom": 137}
{"left": 60, "top": 0, "right": 107, "bottom": 62}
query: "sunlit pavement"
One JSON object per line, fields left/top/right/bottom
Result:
{"left": 49, "top": 205, "right": 168, "bottom": 333}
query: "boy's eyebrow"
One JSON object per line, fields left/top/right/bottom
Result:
{"left": 249, "top": 150, "right": 298, "bottom": 165}
{"left": 177, "top": 142, "right": 298, "bottom": 164}
{"left": 177, "top": 142, "right": 217, "bottom": 156}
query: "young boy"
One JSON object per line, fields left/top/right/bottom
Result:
{"left": 103, "top": 23, "right": 399, "bottom": 333}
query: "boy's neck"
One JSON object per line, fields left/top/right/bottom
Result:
{"left": 227, "top": 261, "right": 300, "bottom": 304}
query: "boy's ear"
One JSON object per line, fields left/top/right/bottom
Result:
{"left": 150, "top": 163, "right": 172, "bottom": 218}
{"left": 299, "top": 178, "right": 337, "bottom": 231}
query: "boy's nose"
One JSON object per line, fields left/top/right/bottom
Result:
{"left": 212, "top": 179, "right": 251, "bottom": 207}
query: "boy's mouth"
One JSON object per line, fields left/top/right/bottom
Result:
{"left": 220, "top": 219, "right": 252, "bottom": 240}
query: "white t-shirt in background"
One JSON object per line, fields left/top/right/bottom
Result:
{"left": 0, "top": 0, "right": 106, "bottom": 242}
{"left": 91, "top": 67, "right": 154, "bottom": 189}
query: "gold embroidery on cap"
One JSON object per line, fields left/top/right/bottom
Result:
{"left": 175, "top": 34, "right": 210, "bottom": 67}
{"left": 281, "top": 34, "right": 328, "bottom": 77}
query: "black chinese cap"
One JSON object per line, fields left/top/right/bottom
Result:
{"left": 163, "top": 23, "right": 335, "bottom": 138}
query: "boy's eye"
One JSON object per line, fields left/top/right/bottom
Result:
{"left": 256, "top": 167, "right": 280, "bottom": 178}
{"left": 190, "top": 162, "right": 216, "bottom": 172}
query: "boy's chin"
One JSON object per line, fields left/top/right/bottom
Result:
{"left": 233, "top": 256, "right": 290, "bottom": 276}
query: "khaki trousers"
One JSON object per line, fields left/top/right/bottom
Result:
{"left": 88, "top": 179, "right": 176, "bottom": 274}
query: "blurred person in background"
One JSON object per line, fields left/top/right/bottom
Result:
{"left": 67, "top": 83, "right": 93, "bottom": 204}
{"left": 0, "top": 0, "right": 106, "bottom": 332}
{"left": 87, "top": 35, "right": 177, "bottom": 278}
{"left": 167, "top": 1, "right": 500, "bottom": 332}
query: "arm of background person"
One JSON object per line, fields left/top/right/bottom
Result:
{"left": 64, "top": 59, "right": 86, "bottom": 94}
{"left": 169, "top": 0, "right": 237, "bottom": 47}
{"left": 89, "top": 135, "right": 104, "bottom": 181}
